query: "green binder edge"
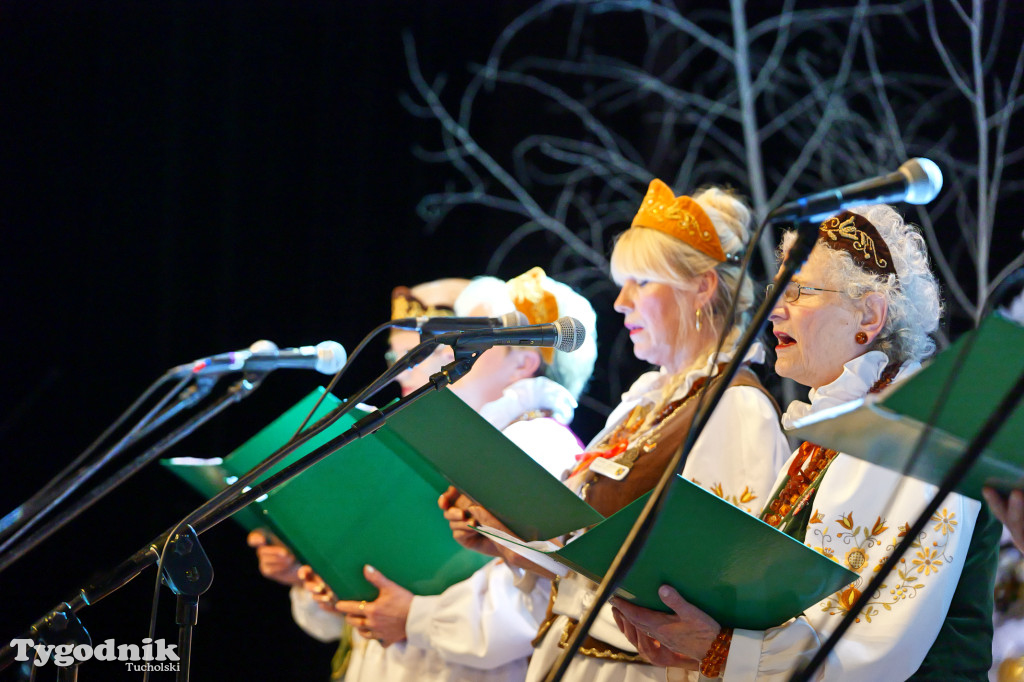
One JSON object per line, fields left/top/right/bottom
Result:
{"left": 375, "top": 388, "right": 605, "bottom": 541}
{"left": 161, "top": 387, "right": 350, "bottom": 532}
{"left": 481, "top": 477, "right": 857, "bottom": 631}
{"left": 790, "top": 314, "right": 1024, "bottom": 500}
{"left": 162, "top": 388, "right": 490, "bottom": 599}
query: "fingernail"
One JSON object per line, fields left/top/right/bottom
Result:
{"left": 659, "top": 585, "right": 672, "bottom": 598}
{"left": 365, "top": 564, "right": 376, "bottom": 574}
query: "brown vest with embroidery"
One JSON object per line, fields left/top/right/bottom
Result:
{"left": 582, "top": 366, "right": 778, "bottom": 517}
{"left": 536, "top": 366, "right": 779, "bottom": 663}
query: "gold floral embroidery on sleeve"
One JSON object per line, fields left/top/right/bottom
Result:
{"left": 816, "top": 509, "right": 958, "bottom": 624}
{"left": 701, "top": 481, "right": 759, "bottom": 513}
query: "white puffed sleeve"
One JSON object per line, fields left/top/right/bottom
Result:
{"left": 405, "top": 559, "right": 551, "bottom": 668}
{"left": 682, "top": 385, "right": 790, "bottom": 515}
{"left": 289, "top": 585, "right": 345, "bottom": 643}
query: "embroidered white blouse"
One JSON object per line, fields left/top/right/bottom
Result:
{"left": 713, "top": 351, "right": 982, "bottom": 682}
{"left": 527, "top": 346, "right": 791, "bottom": 682}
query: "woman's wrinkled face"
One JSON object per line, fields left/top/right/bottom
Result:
{"left": 769, "top": 247, "right": 866, "bottom": 389}
{"left": 614, "top": 278, "right": 693, "bottom": 371}
{"left": 388, "top": 329, "right": 454, "bottom": 396}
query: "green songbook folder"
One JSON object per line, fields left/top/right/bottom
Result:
{"left": 162, "top": 388, "right": 489, "bottom": 600}
{"left": 162, "top": 388, "right": 351, "bottom": 532}
{"left": 479, "top": 476, "right": 858, "bottom": 630}
{"left": 790, "top": 314, "right": 1024, "bottom": 500}
{"left": 373, "top": 388, "right": 605, "bottom": 541}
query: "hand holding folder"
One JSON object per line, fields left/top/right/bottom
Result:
{"left": 476, "top": 477, "right": 858, "bottom": 631}
{"left": 163, "top": 389, "right": 490, "bottom": 601}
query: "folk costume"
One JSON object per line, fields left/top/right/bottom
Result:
{"left": 294, "top": 270, "right": 597, "bottom": 682}
{"left": 526, "top": 180, "right": 791, "bottom": 682}
{"left": 687, "top": 351, "right": 997, "bottom": 681}
{"left": 683, "top": 211, "right": 999, "bottom": 680}
{"left": 526, "top": 348, "right": 790, "bottom": 682}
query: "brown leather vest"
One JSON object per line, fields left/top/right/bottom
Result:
{"left": 581, "top": 366, "right": 779, "bottom": 518}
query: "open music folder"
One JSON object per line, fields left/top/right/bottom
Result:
{"left": 476, "top": 477, "right": 858, "bottom": 630}
{"left": 164, "top": 386, "right": 856, "bottom": 622}
{"left": 162, "top": 388, "right": 491, "bottom": 600}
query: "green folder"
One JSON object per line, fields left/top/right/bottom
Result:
{"left": 790, "top": 314, "right": 1024, "bottom": 500}
{"left": 479, "top": 476, "right": 858, "bottom": 630}
{"left": 161, "top": 388, "right": 350, "bottom": 532}
{"left": 373, "top": 388, "right": 605, "bottom": 541}
{"left": 163, "top": 388, "right": 489, "bottom": 600}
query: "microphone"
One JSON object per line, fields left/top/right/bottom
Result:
{"left": 767, "top": 158, "right": 943, "bottom": 222}
{"left": 391, "top": 311, "right": 528, "bottom": 334}
{"left": 433, "top": 316, "right": 586, "bottom": 353}
{"left": 176, "top": 340, "right": 347, "bottom": 376}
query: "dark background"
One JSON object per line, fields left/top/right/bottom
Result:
{"left": 1, "top": 1, "right": 1021, "bottom": 680}
{"left": 0, "top": 3, "right": 629, "bottom": 680}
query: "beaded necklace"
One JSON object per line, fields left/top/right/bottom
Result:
{"left": 568, "top": 372, "right": 716, "bottom": 479}
{"left": 761, "top": 362, "right": 901, "bottom": 531}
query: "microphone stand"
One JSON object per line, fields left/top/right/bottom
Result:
{"left": 0, "top": 372, "right": 212, "bottom": 558}
{"left": 543, "top": 218, "right": 820, "bottom": 682}
{"left": 0, "top": 375, "right": 262, "bottom": 575}
{"left": 788, "top": 367, "right": 1024, "bottom": 680}
{"left": 0, "top": 342, "right": 481, "bottom": 678}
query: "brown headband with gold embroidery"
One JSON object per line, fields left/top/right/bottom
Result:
{"left": 391, "top": 286, "right": 455, "bottom": 320}
{"left": 818, "top": 211, "right": 897, "bottom": 278}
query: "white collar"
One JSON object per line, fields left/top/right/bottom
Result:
{"left": 621, "top": 342, "right": 768, "bottom": 406}
{"left": 781, "top": 350, "right": 919, "bottom": 429}
{"left": 477, "top": 376, "right": 577, "bottom": 430}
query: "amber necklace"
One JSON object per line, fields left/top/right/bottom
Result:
{"left": 761, "top": 362, "right": 900, "bottom": 529}
{"left": 568, "top": 371, "right": 718, "bottom": 479}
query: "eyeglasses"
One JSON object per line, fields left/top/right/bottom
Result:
{"left": 765, "top": 281, "right": 842, "bottom": 303}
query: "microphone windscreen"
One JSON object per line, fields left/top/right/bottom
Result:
{"left": 900, "top": 158, "right": 943, "bottom": 205}
{"left": 315, "top": 341, "right": 348, "bottom": 374}
{"left": 499, "top": 310, "right": 529, "bottom": 327}
{"left": 553, "top": 316, "right": 586, "bottom": 353}
{"left": 250, "top": 339, "right": 279, "bottom": 353}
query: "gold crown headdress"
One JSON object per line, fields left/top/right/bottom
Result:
{"left": 631, "top": 179, "right": 729, "bottom": 263}
{"left": 818, "top": 211, "right": 897, "bottom": 278}
{"left": 507, "top": 267, "right": 559, "bottom": 363}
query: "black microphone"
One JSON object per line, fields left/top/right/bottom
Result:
{"left": 174, "top": 340, "right": 347, "bottom": 376}
{"left": 433, "top": 316, "right": 586, "bottom": 353}
{"left": 391, "top": 311, "right": 528, "bottom": 334}
{"left": 768, "top": 158, "right": 943, "bottom": 222}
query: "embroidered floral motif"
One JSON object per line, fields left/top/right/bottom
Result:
{"left": 912, "top": 547, "right": 943, "bottom": 576}
{"left": 819, "top": 509, "right": 958, "bottom": 623}
{"left": 932, "top": 509, "right": 957, "bottom": 536}
{"left": 845, "top": 547, "right": 869, "bottom": 573}
{"left": 706, "top": 482, "right": 759, "bottom": 513}
{"left": 809, "top": 510, "right": 825, "bottom": 524}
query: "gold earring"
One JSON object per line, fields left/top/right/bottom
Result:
{"left": 695, "top": 308, "right": 702, "bottom": 332}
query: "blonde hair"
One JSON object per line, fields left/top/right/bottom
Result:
{"left": 610, "top": 186, "right": 755, "bottom": 365}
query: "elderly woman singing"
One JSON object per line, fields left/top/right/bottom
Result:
{"left": 613, "top": 206, "right": 1000, "bottom": 681}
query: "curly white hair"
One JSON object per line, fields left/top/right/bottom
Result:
{"left": 781, "top": 204, "right": 942, "bottom": 365}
